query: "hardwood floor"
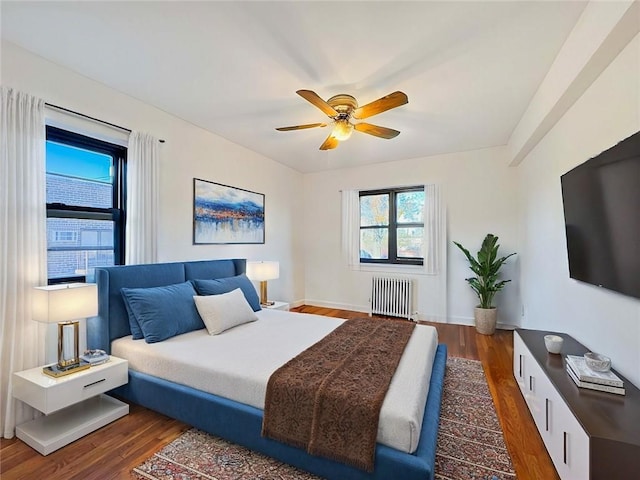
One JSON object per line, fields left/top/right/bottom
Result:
{"left": 0, "top": 305, "right": 558, "bottom": 480}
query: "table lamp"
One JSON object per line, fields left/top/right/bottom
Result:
{"left": 246, "top": 261, "right": 279, "bottom": 306}
{"left": 32, "top": 283, "right": 98, "bottom": 377}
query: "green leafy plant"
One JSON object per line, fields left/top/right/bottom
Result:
{"left": 453, "top": 233, "right": 516, "bottom": 309}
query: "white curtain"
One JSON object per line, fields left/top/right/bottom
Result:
{"left": 424, "top": 184, "right": 448, "bottom": 322}
{"left": 424, "top": 184, "right": 443, "bottom": 274}
{"left": 341, "top": 189, "right": 360, "bottom": 267}
{"left": 126, "top": 131, "right": 159, "bottom": 265}
{"left": 0, "top": 87, "right": 47, "bottom": 438}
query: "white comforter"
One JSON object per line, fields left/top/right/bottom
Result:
{"left": 112, "top": 309, "right": 438, "bottom": 453}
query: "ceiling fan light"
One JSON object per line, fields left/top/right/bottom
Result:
{"left": 332, "top": 119, "right": 353, "bottom": 141}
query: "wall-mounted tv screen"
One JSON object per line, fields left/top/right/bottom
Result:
{"left": 561, "top": 130, "right": 640, "bottom": 300}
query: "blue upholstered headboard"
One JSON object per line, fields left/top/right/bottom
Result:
{"left": 87, "top": 259, "right": 246, "bottom": 353}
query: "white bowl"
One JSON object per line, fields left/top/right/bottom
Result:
{"left": 584, "top": 352, "right": 611, "bottom": 372}
{"left": 544, "top": 335, "right": 564, "bottom": 354}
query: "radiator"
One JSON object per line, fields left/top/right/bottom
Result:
{"left": 370, "top": 276, "right": 413, "bottom": 320}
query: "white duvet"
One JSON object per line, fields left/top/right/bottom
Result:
{"left": 112, "top": 309, "right": 438, "bottom": 453}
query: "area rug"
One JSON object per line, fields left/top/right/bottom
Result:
{"left": 435, "top": 357, "right": 516, "bottom": 480}
{"left": 131, "top": 357, "right": 516, "bottom": 480}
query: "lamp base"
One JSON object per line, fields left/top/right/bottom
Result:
{"left": 43, "top": 360, "right": 91, "bottom": 378}
{"left": 261, "top": 301, "right": 275, "bottom": 307}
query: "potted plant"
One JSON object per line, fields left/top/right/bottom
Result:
{"left": 453, "top": 233, "right": 516, "bottom": 335}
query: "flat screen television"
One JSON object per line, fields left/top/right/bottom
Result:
{"left": 560, "top": 130, "right": 640, "bottom": 300}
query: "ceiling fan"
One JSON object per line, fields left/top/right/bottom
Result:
{"left": 276, "top": 90, "right": 408, "bottom": 150}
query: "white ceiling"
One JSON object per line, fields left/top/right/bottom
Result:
{"left": 1, "top": 1, "right": 587, "bottom": 173}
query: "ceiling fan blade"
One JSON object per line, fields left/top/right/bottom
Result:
{"left": 354, "top": 123, "right": 401, "bottom": 139}
{"left": 276, "top": 123, "right": 327, "bottom": 131}
{"left": 352, "top": 91, "right": 408, "bottom": 120}
{"left": 297, "top": 90, "right": 339, "bottom": 117}
{"left": 319, "top": 133, "right": 339, "bottom": 150}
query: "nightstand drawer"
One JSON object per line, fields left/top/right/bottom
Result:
{"left": 13, "top": 357, "right": 128, "bottom": 414}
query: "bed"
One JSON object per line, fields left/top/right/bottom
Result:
{"left": 87, "top": 259, "right": 447, "bottom": 480}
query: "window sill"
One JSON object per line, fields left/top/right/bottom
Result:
{"left": 349, "top": 263, "right": 438, "bottom": 276}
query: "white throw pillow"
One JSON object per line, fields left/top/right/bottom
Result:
{"left": 193, "top": 288, "right": 258, "bottom": 335}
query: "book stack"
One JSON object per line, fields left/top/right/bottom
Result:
{"left": 80, "top": 349, "right": 110, "bottom": 366}
{"left": 565, "top": 355, "right": 625, "bottom": 395}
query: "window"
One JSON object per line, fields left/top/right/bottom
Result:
{"left": 359, "top": 186, "right": 425, "bottom": 266}
{"left": 46, "top": 126, "right": 127, "bottom": 283}
{"left": 53, "top": 231, "right": 78, "bottom": 243}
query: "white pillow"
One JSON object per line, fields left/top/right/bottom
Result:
{"left": 193, "top": 288, "right": 258, "bottom": 335}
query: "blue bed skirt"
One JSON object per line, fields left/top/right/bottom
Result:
{"left": 112, "top": 343, "right": 447, "bottom": 480}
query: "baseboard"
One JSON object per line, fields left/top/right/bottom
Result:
{"left": 288, "top": 299, "right": 305, "bottom": 309}
{"left": 414, "top": 313, "right": 449, "bottom": 323}
{"left": 447, "top": 315, "right": 475, "bottom": 327}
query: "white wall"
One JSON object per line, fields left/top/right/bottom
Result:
{"left": 1, "top": 40, "right": 304, "bottom": 306}
{"left": 516, "top": 33, "right": 640, "bottom": 386}
{"left": 302, "top": 146, "right": 520, "bottom": 327}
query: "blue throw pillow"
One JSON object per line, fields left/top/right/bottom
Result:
{"left": 120, "top": 281, "right": 205, "bottom": 343}
{"left": 192, "top": 274, "right": 261, "bottom": 312}
{"left": 121, "top": 294, "right": 144, "bottom": 340}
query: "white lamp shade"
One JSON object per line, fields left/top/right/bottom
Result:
{"left": 32, "top": 283, "right": 98, "bottom": 323}
{"left": 246, "top": 261, "right": 279, "bottom": 281}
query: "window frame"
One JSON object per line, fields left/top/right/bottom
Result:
{"left": 359, "top": 186, "right": 425, "bottom": 266}
{"left": 46, "top": 126, "right": 127, "bottom": 284}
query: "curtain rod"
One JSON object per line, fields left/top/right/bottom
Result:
{"left": 45, "top": 102, "right": 165, "bottom": 143}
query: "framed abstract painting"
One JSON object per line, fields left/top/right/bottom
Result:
{"left": 193, "top": 178, "right": 265, "bottom": 244}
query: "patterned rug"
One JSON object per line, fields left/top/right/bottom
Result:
{"left": 436, "top": 357, "right": 516, "bottom": 480}
{"left": 131, "top": 357, "right": 516, "bottom": 480}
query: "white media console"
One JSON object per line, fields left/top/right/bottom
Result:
{"left": 513, "top": 329, "right": 639, "bottom": 480}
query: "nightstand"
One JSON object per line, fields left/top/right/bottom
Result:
{"left": 264, "top": 301, "right": 290, "bottom": 311}
{"left": 12, "top": 356, "right": 129, "bottom": 455}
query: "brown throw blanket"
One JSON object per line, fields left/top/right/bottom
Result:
{"left": 262, "top": 318, "right": 415, "bottom": 472}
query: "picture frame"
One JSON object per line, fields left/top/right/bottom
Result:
{"left": 193, "top": 178, "right": 265, "bottom": 244}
